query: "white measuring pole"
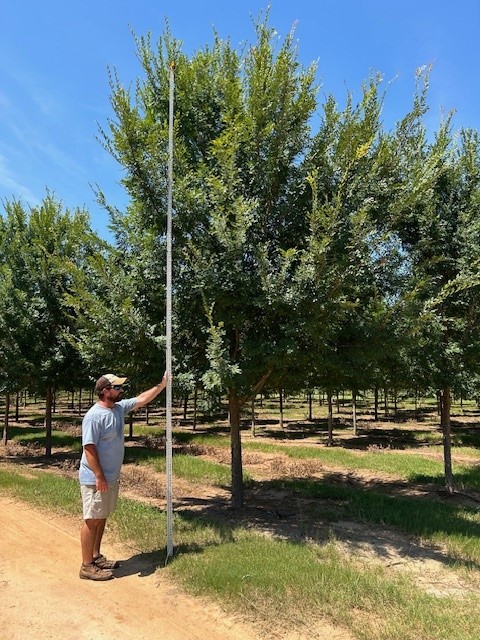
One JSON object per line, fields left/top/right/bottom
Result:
{"left": 165, "top": 62, "right": 175, "bottom": 563}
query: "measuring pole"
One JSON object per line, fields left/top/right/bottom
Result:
{"left": 165, "top": 62, "right": 175, "bottom": 563}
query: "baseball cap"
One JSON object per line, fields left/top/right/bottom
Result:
{"left": 95, "top": 374, "right": 128, "bottom": 393}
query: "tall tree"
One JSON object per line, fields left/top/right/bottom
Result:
{"left": 0, "top": 194, "right": 103, "bottom": 456}
{"left": 100, "top": 17, "right": 317, "bottom": 508}
{"left": 299, "top": 74, "right": 407, "bottom": 417}
{"left": 400, "top": 128, "right": 480, "bottom": 492}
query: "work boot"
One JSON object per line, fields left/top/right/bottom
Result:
{"left": 79, "top": 562, "right": 114, "bottom": 581}
{"left": 94, "top": 554, "right": 120, "bottom": 570}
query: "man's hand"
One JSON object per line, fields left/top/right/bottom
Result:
{"left": 134, "top": 372, "right": 172, "bottom": 410}
{"left": 161, "top": 371, "right": 173, "bottom": 386}
{"left": 96, "top": 474, "right": 108, "bottom": 493}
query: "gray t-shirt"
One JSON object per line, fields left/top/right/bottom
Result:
{"left": 79, "top": 398, "right": 137, "bottom": 485}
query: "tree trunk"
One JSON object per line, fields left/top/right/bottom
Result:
{"left": 15, "top": 392, "right": 20, "bottom": 421}
{"left": 45, "top": 386, "right": 53, "bottom": 457}
{"left": 2, "top": 392, "right": 10, "bottom": 445}
{"left": 279, "top": 388, "right": 284, "bottom": 430}
{"left": 441, "top": 386, "right": 454, "bottom": 494}
{"left": 229, "top": 390, "right": 244, "bottom": 509}
{"left": 327, "top": 391, "right": 334, "bottom": 446}
{"left": 128, "top": 413, "right": 133, "bottom": 441}
{"left": 374, "top": 386, "right": 379, "bottom": 421}
{"left": 352, "top": 389, "right": 357, "bottom": 436}
{"left": 251, "top": 396, "right": 256, "bottom": 437}
{"left": 183, "top": 393, "right": 188, "bottom": 420}
{"left": 192, "top": 386, "right": 198, "bottom": 431}
{"left": 308, "top": 392, "right": 313, "bottom": 421}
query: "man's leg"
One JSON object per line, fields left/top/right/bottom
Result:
{"left": 81, "top": 518, "right": 106, "bottom": 564}
{"left": 93, "top": 518, "right": 107, "bottom": 560}
{"left": 79, "top": 483, "right": 119, "bottom": 578}
{"left": 79, "top": 518, "right": 113, "bottom": 580}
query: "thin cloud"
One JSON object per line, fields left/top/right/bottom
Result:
{"left": 3, "top": 108, "right": 89, "bottom": 182}
{"left": 0, "top": 154, "right": 39, "bottom": 206}
{"left": 0, "top": 90, "right": 10, "bottom": 110}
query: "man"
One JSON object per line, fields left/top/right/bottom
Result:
{"left": 79, "top": 372, "right": 169, "bottom": 581}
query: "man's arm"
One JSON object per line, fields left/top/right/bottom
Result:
{"left": 84, "top": 444, "right": 108, "bottom": 492}
{"left": 133, "top": 372, "right": 170, "bottom": 411}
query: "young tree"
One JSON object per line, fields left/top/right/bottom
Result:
{"left": 0, "top": 194, "right": 103, "bottom": 456}
{"left": 399, "top": 128, "right": 480, "bottom": 492}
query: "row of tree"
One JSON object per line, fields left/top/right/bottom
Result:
{"left": 2, "top": 16, "right": 480, "bottom": 506}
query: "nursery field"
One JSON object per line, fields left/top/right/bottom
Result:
{"left": 2, "top": 391, "right": 480, "bottom": 640}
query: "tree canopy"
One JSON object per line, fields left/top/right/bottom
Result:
{"left": 2, "top": 15, "right": 480, "bottom": 504}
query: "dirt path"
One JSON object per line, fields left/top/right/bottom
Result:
{"left": 0, "top": 495, "right": 259, "bottom": 640}
{"left": 0, "top": 495, "right": 352, "bottom": 640}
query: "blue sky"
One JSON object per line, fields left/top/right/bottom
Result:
{"left": 1, "top": 1, "right": 479, "bottom": 241}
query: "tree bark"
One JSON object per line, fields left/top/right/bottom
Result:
{"left": 2, "top": 392, "right": 10, "bottom": 445}
{"left": 352, "top": 389, "right": 357, "bottom": 436}
{"left": 45, "top": 386, "right": 53, "bottom": 457}
{"left": 327, "top": 391, "right": 334, "bottom": 446}
{"left": 229, "top": 390, "right": 244, "bottom": 509}
{"left": 251, "top": 396, "right": 256, "bottom": 437}
{"left": 441, "top": 386, "right": 454, "bottom": 494}
{"left": 228, "top": 369, "right": 273, "bottom": 509}
{"left": 279, "top": 388, "right": 284, "bottom": 430}
{"left": 193, "top": 386, "right": 198, "bottom": 431}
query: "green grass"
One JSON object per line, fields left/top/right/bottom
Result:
{"left": 170, "top": 430, "right": 480, "bottom": 490}
{"left": 0, "top": 463, "right": 81, "bottom": 514}
{"left": 258, "top": 443, "right": 480, "bottom": 489}
{"left": 1, "top": 463, "right": 480, "bottom": 640}
{"left": 269, "top": 477, "right": 480, "bottom": 563}
{"left": 124, "top": 447, "right": 248, "bottom": 486}
{"left": 137, "top": 426, "right": 480, "bottom": 490}
{"left": 7, "top": 425, "right": 82, "bottom": 451}
{"left": 169, "top": 535, "right": 480, "bottom": 640}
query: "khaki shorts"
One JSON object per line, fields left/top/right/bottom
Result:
{"left": 81, "top": 481, "right": 120, "bottom": 519}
